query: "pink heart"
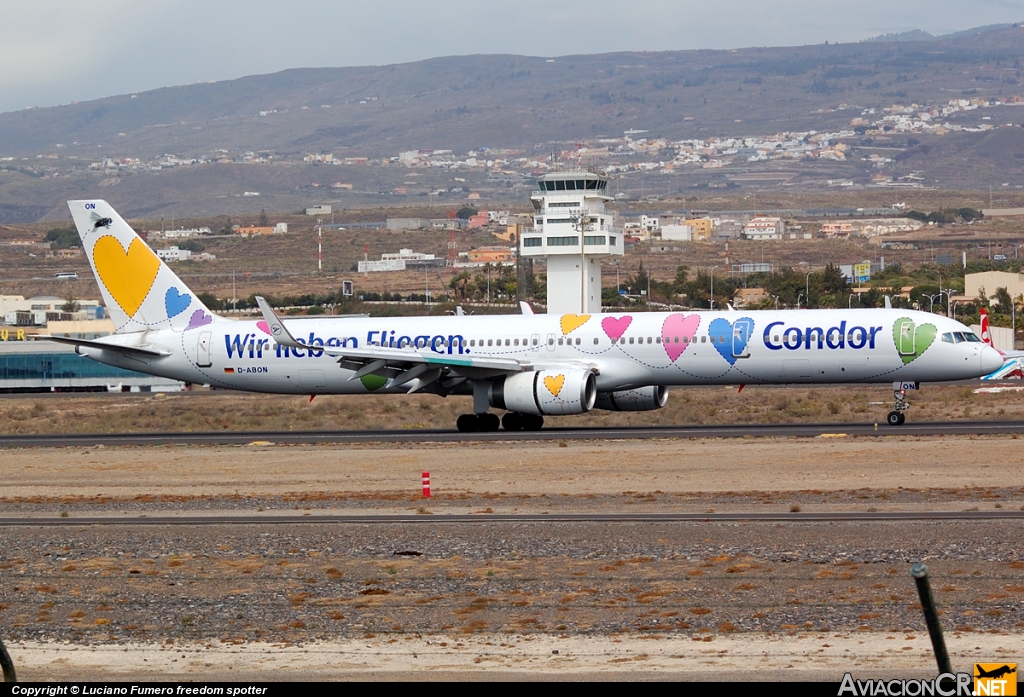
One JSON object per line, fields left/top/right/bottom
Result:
{"left": 256, "top": 320, "right": 272, "bottom": 335}
{"left": 662, "top": 314, "right": 700, "bottom": 362}
{"left": 601, "top": 315, "right": 632, "bottom": 341}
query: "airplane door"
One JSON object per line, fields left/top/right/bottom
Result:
{"left": 196, "top": 331, "right": 212, "bottom": 367}
{"left": 531, "top": 333, "right": 541, "bottom": 352}
{"left": 896, "top": 319, "right": 916, "bottom": 356}
{"left": 731, "top": 318, "right": 753, "bottom": 359}
{"left": 546, "top": 333, "right": 556, "bottom": 351}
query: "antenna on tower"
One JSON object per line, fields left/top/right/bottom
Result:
{"left": 446, "top": 228, "right": 458, "bottom": 268}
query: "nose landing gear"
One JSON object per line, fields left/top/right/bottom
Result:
{"left": 886, "top": 388, "right": 909, "bottom": 426}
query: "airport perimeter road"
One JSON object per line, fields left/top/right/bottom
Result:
{"left": 2, "top": 419, "right": 1024, "bottom": 447}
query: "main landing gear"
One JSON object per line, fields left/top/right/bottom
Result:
{"left": 456, "top": 412, "right": 544, "bottom": 432}
{"left": 886, "top": 388, "right": 910, "bottom": 426}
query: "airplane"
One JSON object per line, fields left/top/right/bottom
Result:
{"left": 975, "top": 665, "right": 1016, "bottom": 680}
{"left": 42, "top": 199, "right": 1004, "bottom": 431}
{"left": 978, "top": 307, "right": 1024, "bottom": 380}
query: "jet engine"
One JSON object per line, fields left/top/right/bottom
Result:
{"left": 490, "top": 368, "right": 597, "bottom": 415}
{"left": 593, "top": 385, "right": 669, "bottom": 411}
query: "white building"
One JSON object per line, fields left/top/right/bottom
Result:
{"left": 520, "top": 171, "right": 623, "bottom": 314}
{"left": 640, "top": 215, "right": 660, "bottom": 232}
{"left": 306, "top": 205, "right": 332, "bottom": 216}
{"left": 743, "top": 217, "right": 786, "bottom": 241}
{"left": 660, "top": 224, "right": 692, "bottom": 242}
{"left": 156, "top": 246, "right": 191, "bottom": 262}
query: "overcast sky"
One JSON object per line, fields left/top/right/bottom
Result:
{"left": 2, "top": 0, "right": 1024, "bottom": 114}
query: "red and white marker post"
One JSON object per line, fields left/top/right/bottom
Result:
{"left": 422, "top": 472, "right": 431, "bottom": 498}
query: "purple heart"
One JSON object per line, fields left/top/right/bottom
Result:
{"left": 185, "top": 309, "right": 213, "bottom": 330}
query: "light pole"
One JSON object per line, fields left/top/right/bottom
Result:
{"left": 937, "top": 289, "right": 952, "bottom": 318}
{"left": 797, "top": 292, "right": 804, "bottom": 309}
{"left": 709, "top": 265, "right": 718, "bottom": 310}
{"left": 805, "top": 270, "right": 813, "bottom": 310}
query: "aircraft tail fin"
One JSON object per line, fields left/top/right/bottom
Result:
{"left": 980, "top": 308, "right": 996, "bottom": 349}
{"left": 67, "top": 200, "right": 221, "bottom": 334}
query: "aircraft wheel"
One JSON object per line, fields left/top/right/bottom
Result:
{"left": 886, "top": 411, "right": 904, "bottom": 426}
{"left": 456, "top": 414, "right": 478, "bottom": 432}
{"left": 502, "top": 412, "right": 523, "bottom": 431}
{"left": 522, "top": 414, "right": 545, "bottom": 431}
{"left": 478, "top": 413, "right": 501, "bottom": 432}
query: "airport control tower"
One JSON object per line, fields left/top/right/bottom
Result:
{"left": 520, "top": 171, "right": 622, "bottom": 314}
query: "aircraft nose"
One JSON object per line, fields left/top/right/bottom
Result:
{"left": 981, "top": 346, "right": 1004, "bottom": 375}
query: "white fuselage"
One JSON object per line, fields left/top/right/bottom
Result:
{"left": 78, "top": 308, "right": 1002, "bottom": 395}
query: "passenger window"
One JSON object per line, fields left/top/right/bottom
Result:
{"left": 702, "top": 336, "right": 707, "bottom": 343}
{"left": 505, "top": 339, "right": 511, "bottom": 346}
{"left": 675, "top": 336, "right": 680, "bottom": 344}
{"left": 718, "top": 336, "right": 725, "bottom": 344}
{"left": 514, "top": 339, "right": 519, "bottom": 346}
{"left": 558, "top": 338, "right": 564, "bottom": 345}
{"left": 628, "top": 337, "right": 634, "bottom": 344}
{"left": 656, "top": 337, "right": 662, "bottom": 344}
{"left": 593, "top": 337, "right": 599, "bottom": 345}
{"left": 532, "top": 338, "right": 538, "bottom": 346}
{"left": 576, "top": 338, "right": 581, "bottom": 345}
{"left": 487, "top": 339, "right": 493, "bottom": 346}
{"left": 773, "top": 336, "right": 779, "bottom": 342}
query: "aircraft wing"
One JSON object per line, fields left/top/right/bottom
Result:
{"left": 254, "top": 297, "right": 526, "bottom": 391}
{"left": 32, "top": 335, "right": 172, "bottom": 358}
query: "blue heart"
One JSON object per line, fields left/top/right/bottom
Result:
{"left": 708, "top": 317, "right": 754, "bottom": 365}
{"left": 165, "top": 287, "right": 192, "bottom": 319}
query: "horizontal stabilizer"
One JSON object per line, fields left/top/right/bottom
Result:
{"left": 32, "top": 335, "right": 171, "bottom": 357}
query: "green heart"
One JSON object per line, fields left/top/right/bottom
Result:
{"left": 893, "top": 318, "right": 937, "bottom": 364}
{"left": 360, "top": 374, "right": 388, "bottom": 392}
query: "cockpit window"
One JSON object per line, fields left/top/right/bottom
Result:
{"left": 941, "top": 332, "right": 954, "bottom": 344}
{"left": 953, "top": 332, "right": 967, "bottom": 343}
{"left": 963, "top": 332, "right": 982, "bottom": 342}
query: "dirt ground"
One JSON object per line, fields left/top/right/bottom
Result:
{"left": 3, "top": 436, "right": 1023, "bottom": 505}
{"left": 2, "top": 435, "right": 1022, "bottom": 681}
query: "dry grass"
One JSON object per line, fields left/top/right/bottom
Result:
{"left": 1, "top": 382, "right": 1020, "bottom": 435}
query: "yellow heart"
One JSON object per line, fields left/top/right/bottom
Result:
{"left": 93, "top": 235, "right": 161, "bottom": 317}
{"left": 560, "top": 314, "right": 590, "bottom": 334}
{"left": 543, "top": 374, "right": 565, "bottom": 398}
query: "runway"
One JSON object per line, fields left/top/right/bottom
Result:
{"left": 1, "top": 510, "right": 1021, "bottom": 526}
{"left": 2, "top": 419, "right": 1023, "bottom": 447}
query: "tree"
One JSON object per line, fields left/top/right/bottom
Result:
{"left": 258, "top": 209, "right": 269, "bottom": 227}
{"left": 61, "top": 297, "right": 80, "bottom": 314}
{"left": 45, "top": 227, "right": 80, "bottom": 249}
{"left": 456, "top": 206, "right": 478, "bottom": 220}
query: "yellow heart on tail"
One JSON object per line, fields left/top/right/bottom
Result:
{"left": 560, "top": 314, "right": 590, "bottom": 334}
{"left": 543, "top": 374, "right": 566, "bottom": 398}
{"left": 93, "top": 235, "right": 161, "bottom": 317}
